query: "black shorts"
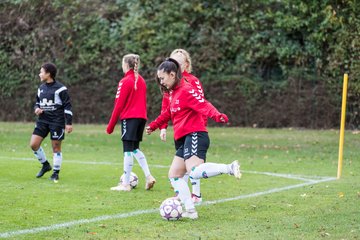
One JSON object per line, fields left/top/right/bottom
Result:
{"left": 175, "top": 132, "right": 210, "bottom": 161}
{"left": 121, "top": 118, "right": 146, "bottom": 141}
{"left": 33, "top": 121, "right": 65, "bottom": 141}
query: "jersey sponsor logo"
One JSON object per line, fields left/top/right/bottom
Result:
{"left": 170, "top": 98, "right": 181, "bottom": 112}
{"left": 170, "top": 107, "right": 181, "bottom": 113}
{"left": 39, "top": 98, "right": 56, "bottom": 111}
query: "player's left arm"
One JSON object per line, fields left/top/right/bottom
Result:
{"left": 186, "top": 88, "right": 228, "bottom": 123}
{"left": 60, "top": 88, "right": 73, "bottom": 133}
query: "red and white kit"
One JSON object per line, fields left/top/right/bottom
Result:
{"left": 107, "top": 70, "right": 147, "bottom": 134}
{"left": 149, "top": 81, "right": 225, "bottom": 140}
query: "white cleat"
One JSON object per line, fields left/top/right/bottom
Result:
{"left": 230, "top": 160, "right": 242, "bottom": 179}
{"left": 145, "top": 175, "right": 156, "bottom": 190}
{"left": 110, "top": 184, "right": 131, "bottom": 191}
{"left": 182, "top": 209, "right": 198, "bottom": 219}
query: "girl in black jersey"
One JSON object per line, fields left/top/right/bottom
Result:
{"left": 29, "top": 63, "right": 73, "bottom": 182}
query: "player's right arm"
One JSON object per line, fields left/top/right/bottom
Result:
{"left": 34, "top": 88, "right": 43, "bottom": 116}
{"left": 106, "top": 80, "right": 130, "bottom": 134}
{"left": 159, "top": 93, "right": 170, "bottom": 141}
{"left": 146, "top": 106, "right": 172, "bottom": 135}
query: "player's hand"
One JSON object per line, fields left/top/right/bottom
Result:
{"left": 160, "top": 129, "right": 167, "bottom": 141}
{"left": 146, "top": 126, "right": 153, "bottom": 135}
{"left": 34, "top": 108, "right": 43, "bottom": 116}
{"left": 106, "top": 126, "right": 113, "bottom": 134}
{"left": 65, "top": 125, "right": 73, "bottom": 133}
{"left": 216, "top": 113, "right": 229, "bottom": 123}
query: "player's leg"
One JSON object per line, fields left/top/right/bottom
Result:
{"left": 111, "top": 140, "right": 134, "bottom": 191}
{"left": 189, "top": 159, "right": 241, "bottom": 179}
{"left": 30, "top": 122, "right": 52, "bottom": 178}
{"left": 186, "top": 132, "right": 241, "bottom": 180}
{"left": 168, "top": 155, "right": 197, "bottom": 219}
{"left": 131, "top": 119, "right": 156, "bottom": 190}
{"left": 133, "top": 146, "right": 156, "bottom": 190}
{"left": 183, "top": 132, "right": 205, "bottom": 203}
{"left": 49, "top": 126, "right": 65, "bottom": 182}
{"left": 169, "top": 138, "right": 198, "bottom": 219}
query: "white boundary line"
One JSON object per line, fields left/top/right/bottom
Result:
{"left": 0, "top": 176, "right": 336, "bottom": 238}
{"left": 0, "top": 156, "right": 168, "bottom": 168}
{"left": 0, "top": 157, "right": 335, "bottom": 179}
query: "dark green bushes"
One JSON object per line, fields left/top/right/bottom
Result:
{"left": 0, "top": 0, "right": 359, "bottom": 128}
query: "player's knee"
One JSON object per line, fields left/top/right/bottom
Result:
{"left": 168, "top": 170, "right": 183, "bottom": 179}
{"left": 52, "top": 143, "right": 61, "bottom": 153}
{"left": 30, "top": 141, "right": 40, "bottom": 151}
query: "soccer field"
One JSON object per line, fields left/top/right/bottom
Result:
{"left": 0, "top": 122, "right": 359, "bottom": 239}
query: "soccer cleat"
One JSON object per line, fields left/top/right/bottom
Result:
{"left": 49, "top": 172, "right": 59, "bottom": 182}
{"left": 182, "top": 209, "right": 198, "bottom": 219}
{"left": 145, "top": 175, "right": 156, "bottom": 190}
{"left": 229, "top": 160, "right": 242, "bottom": 179}
{"left": 36, "top": 163, "right": 52, "bottom": 178}
{"left": 110, "top": 184, "right": 131, "bottom": 191}
{"left": 191, "top": 194, "right": 203, "bottom": 205}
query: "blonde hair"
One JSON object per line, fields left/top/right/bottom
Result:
{"left": 123, "top": 54, "right": 140, "bottom": 89}
{"left": 170, "top": 49, "right": 192, "bottom": 73}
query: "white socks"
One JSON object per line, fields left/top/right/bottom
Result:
{"left": 190, "top": 177, "right": 201, "bottom": 197}
{"left": 133, "top": 149, "right": 151, "bottom": 177}
{"left": 170, "top": 177, "right": 194, "bottom": 211}
{"left": 190, "top": 162, "right": 230, "bottom": 179}
{"left": 53, "top": 152, "right": 62, "bottom": 171}
{"left": 123, "top": 152, "right": 134, "bottom": 184}
{"left": 184, "top": 173, "right": 201, "bottom": 197}
{"left": 33, "top": 147, "right": 47, "bottom": 164}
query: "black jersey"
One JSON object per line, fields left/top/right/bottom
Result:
{"left": 34, "top": 81, "right": 73, "bottom": 127}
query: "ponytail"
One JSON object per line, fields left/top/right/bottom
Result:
{"left": 122, "top": 54, "right": 140, "bottom": 90}
{"left": 134, "top": 56, "right": 139, "bottom": 90}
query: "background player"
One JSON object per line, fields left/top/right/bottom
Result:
{"left": 30, "top": 63, "right": 73, "bottom": 182}
{"left": 106, "top": 54, "right": 156, "bottom": 192}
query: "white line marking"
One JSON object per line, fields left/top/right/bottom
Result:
{"left": 0, "top": 209, "right": 157, "bottom": 239}
{"left": 1, "top": 157, "right": 334, "bottom": 179}
{"left": 241, "top": 170, "right": 327, "bottom": 182}
{"left": 0, "top": 177, "right": 336, "bottom": 238}
{"left": 202, "top": 177, "right": 336, "bottom": 205}
{"left": 0, "top": 156, "right": 169, "bottom": 168}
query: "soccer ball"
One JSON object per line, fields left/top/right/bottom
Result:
{"left": 159, "top": 198, "right": 183, "bottom": 221}
{"left": 119, "top": 172, "right": 139, "bottom": 188}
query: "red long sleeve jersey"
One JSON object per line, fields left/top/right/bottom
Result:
{"left": 107, "top": 70, "right": 147, "bottom": 133}
{"left": 159, "top": 71, "right": 206, "bottom": 129}
{"left": 149, "top": 81, "right": 222, "bottom": 140}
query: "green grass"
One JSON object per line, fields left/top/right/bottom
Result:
{"left": 0, "top": 122, "right": 359, "bottom": 239}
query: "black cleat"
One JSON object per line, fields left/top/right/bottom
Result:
{"left": 36, "top": 163, "right": 52, "bottom": 178}
{"left": 49, "top": 172, "right": 59, "bottom": 182}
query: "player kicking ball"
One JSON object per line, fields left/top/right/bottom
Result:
{"left": 146, "top": 58, "right": 241, "bottom": 219}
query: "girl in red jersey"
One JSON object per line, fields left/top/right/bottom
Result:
{"left": 159, "top": 49, "right": 206, "bottom": 142}
{"left": 146, "top": 58, "right": 241, "bottom": 219}
{"left": 159, "top": 49, "right": 206, "bottom": 204}
{"left": 106, "top": 54, "right": 156, "bottom": 192}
